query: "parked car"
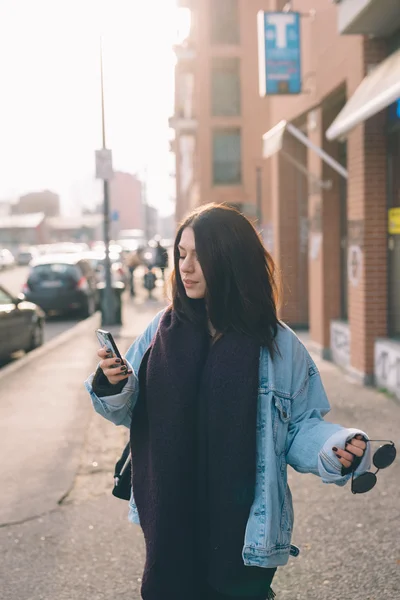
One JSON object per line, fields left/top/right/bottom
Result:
{"left": 80, "top": 251, "right": 128, "bottom": 287}
{"left": 16, "top": 246, "right": 39, "bottom": 266}
{"left": 41, "top": 242, "right": 90, "bottom": 255}
{"left": 22, "top": 254, "right": 99, "bottom": 317}
{"left": 0, "top": 284, "right": 45, "bottom": 361}
{"left": 0, "top": 248, "right": 15, "bottom": 270}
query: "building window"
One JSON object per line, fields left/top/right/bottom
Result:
{"left": 211, "top": 58, "right": 241, "bottom": 116}
{"left": 210, "top": 0, "right": 239, "bottom": 45}
{"left": 212, "top": 129, "right": 241, "bottom": 185}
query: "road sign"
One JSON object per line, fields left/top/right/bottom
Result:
{"left": 95, "top": 148, "right": 114, "bottom": 181}
{"left": 258, "top": 11, "right": 301, "bottom": 96}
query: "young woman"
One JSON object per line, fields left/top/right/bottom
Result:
{"left": 85, "top": 204, "right": 370, "bottom": 600}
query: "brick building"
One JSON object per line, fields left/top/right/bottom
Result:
{"left": 172, "top": 0, "right": 274, "bottom": 223}
{"left": 170, "top": 0, "right": 400, "bottom": 399}
{"left": 109, "top": 171, "right": 144, "bottom": 236}
{"left": 12, "top": 190, "right": 60, "bottom": 217}
{"left": 0, "top": 213, "right": 48, "bottom": 246}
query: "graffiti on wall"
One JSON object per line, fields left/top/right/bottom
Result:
{"left": 347, "top": 244, "right": 363, "bottom": 287}
{"left": 347, "top": 219, "right": 364, "bottom": 288}
{"left": 375, "top": 342, "right": 400, "bottom": 399}
{"left": 330, "top": 322, "right": 350, "bottom": 368}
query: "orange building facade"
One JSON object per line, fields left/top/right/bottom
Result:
{"left": 170, "top": 0, "right": 400, "bottom": 400}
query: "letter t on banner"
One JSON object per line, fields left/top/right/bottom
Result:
{"left": 258, "top": 11, "right": 302, "bottom": 96}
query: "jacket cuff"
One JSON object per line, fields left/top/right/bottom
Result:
{"left": 318, "top": 428, "right": 371, "bottom": 484}
{"left": 92, "top": 366, "right": 127, "bottom": 397}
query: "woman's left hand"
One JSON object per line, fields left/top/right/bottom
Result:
{"left": 333, "top": 434, "right": 367, "bottom": 469}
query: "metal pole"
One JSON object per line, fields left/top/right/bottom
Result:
{"left": 142, "top": 168, "right": 149, "bottom": 242}
{"left": 100, "top": 36, "right": 117, "bottom": 326}
{"left": 256, "top": 166, "right": 263, "bottom": 229}
{"left": 286, "top": 122, "right": 348, "bottom": 180}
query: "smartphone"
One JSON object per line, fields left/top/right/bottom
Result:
{"left": 95, "top": 329, "right": 123, "bottom": 360}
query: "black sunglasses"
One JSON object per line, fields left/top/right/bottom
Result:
{"left": 351, "top": 440, "right": 396, "bottom": 494}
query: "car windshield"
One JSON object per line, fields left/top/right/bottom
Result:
{"left": 89, "top": 255, "right": 120, "bottom": 269}
{"left": 29, "top": 263, "right": 80, "bottom": 281}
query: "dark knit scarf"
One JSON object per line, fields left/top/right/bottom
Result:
{"left": 130, "top": 307, "right": 262, "bottom": 600}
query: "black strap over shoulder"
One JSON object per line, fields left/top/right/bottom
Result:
{"left": 112, "top": 442, "right": 132, "bottom": 501}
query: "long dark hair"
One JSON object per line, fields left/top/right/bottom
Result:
{"left": 171, "top": 203, "right": 281, "bottom": 354}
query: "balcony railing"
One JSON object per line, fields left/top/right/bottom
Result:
{"left": 168, "top": 113, "right": 198, "bottom": 133}
{"left": 173, "top": 41, "right": 196, "bottom": 61}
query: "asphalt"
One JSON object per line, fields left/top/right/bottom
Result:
{"left": 0, "top": 280, "right": 399, "bottom": 599}
{"left": 0, "top": 311, "right": 101, "bottom": 525}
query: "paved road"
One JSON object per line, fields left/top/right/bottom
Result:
{"left": 0, "top": 286, "right": 399, "bottom": 599}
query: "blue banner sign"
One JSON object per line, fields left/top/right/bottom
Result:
{"left": 258, "top": 11, "right": 301, "bottom": 96}
{"left": 388, "top": 98, "right": 400, "bottom": 125}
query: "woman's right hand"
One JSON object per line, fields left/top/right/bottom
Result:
{"left": 97, "top": 347, "right": 132, "bottom": 385}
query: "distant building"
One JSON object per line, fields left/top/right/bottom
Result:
{"left": 46, "top": 215, "right": 103, "bottom": 242}
{"left": 159, "top": 213, "right": 175, "bottom": 240}
{"left": 145, "top": 205, "right": 159, "bottom": 241}
{"left": 0, "top": 213, "right": 47, "bottom": 247}
{"left": 0, "top": 200, "right": 15, "bottom": 217}
{"left": 109, "top": 172, "right": 143, "bottom": 236}
{"left": 12, "top": 190, "right": 60, "bottom": 217}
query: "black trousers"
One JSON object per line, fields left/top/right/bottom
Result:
{"left": 205, "top": 588, "right": 272, "bottom": 600}
{"left": 129, "top": 266, "right": 136, "bottom": 296}
{"left": 199, "top": 573, "right": 276, "bottom": 600}
{"left": 141, "top": 571, "right": 276, "bottom": 600}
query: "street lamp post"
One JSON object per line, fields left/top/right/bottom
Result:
{"left": 99, "top": 37, "right": 117, "bottom": 326}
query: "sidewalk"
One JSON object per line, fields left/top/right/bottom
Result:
{"left": 0, "top": 278, "right": 167, "bottom": 526}
{"left": 0, "top": 287, "right": 399, "bottom": 599}
{"left": 62, "top": 282, "right": 168, "bottom": 508}
{"left": 274, "top": 347, "right": 400, "bottom": 599}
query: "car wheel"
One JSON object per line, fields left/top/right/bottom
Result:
{"left": 28, "top": 321, "right": 44, "bottom": 351}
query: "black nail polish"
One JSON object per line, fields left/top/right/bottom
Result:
{"left": 115, "top": 359, "right": 121, "bottom": 364}
{"left": 332, "top": 447, "right": 338, "bottom": 452}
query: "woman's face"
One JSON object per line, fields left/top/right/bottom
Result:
{"left": 178, "top": 227, "right": 206, "bottom": 299}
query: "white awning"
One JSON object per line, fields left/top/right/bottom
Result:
{"left": 263, "top": 121, "right": 348, "bottom": 180}
{"left": 326, "top": 46, "right": 400, "bottom": 141}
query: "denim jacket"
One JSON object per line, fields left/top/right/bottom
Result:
{"left": 85, "top": 310, "right": 371, "bottom": 568}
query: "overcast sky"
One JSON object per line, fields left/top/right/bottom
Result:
{"left": 0, "top": 0, "right": 187, "bottom": 216}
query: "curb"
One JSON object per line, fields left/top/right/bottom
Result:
{"left": 0, "top": 311, "right": 101, "bottom": 382}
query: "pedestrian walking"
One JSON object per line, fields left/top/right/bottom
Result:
{"left": 86, "top": 204, "right": 372, "bottom": 600}
{"left": 126, "top": 249, "right": 141, "bottom": 297}
{"left": 154, "top": 237, "right": 169, "bottom": 280}
{"left": 143, "top": 266, "right": 157, "bottom": 299}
